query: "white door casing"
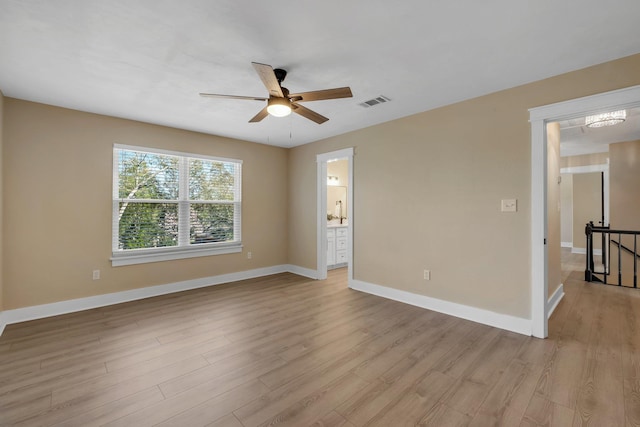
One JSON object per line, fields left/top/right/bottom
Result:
{"left": 529, "top": 84, "right": 640, "bottom": 338}
{"left": 316, "top": 148, "right": 354, "bottom": 282}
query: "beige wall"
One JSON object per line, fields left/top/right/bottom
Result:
{"left": 327, "top": 159, "right": 348, "bottom": 185}
{"left": 572, "top": 172, "right": 602, "bottom": 251}
{"left": 560, "top": 174, "right": 574, "bottom": 245}
{"left": 0, "top": 90, "right": 4, "bottom": 311}
{"left": 288, "top": 53, "right": 640, "bottom": 319}
{"left": 327, "top": 159, "right": 348, "bottom": 219}
{"left": 610, "top": 140, "right": 640, "bottom": 231}
{"left": 560, "top": 152, "right": 609, "bottom": 169}
{"left": 547, "top": 123, "right": 561, "bottom": 295}
{"left": 3, "top": 99, "right": 289, "bottom": 309}
{"left": 610, "top": 140, "right": 640, "bottom": 283}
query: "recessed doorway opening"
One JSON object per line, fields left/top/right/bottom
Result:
{"left": 529, "top": 84, "right": 640, "bottom": 338}
{"left": 316, "top": 148, "right": 354, "bottom": 283}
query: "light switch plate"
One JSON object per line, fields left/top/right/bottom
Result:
{"left": 501, "top": 199, "right": 517, "bottom": 212}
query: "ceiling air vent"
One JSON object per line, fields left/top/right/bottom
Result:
{"left": 359, "top": 95, "right": 391, "bottom": 108}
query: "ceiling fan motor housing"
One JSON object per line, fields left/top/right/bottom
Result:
{"left": 273, "top": 68, "right": 287, "bottom": 84}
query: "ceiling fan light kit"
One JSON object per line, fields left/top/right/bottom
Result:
{"left": 267, "top": 97, "right": 292, "bottom": 117}
{"left": 200, "top": 62, "right": 353, "bottom": 124}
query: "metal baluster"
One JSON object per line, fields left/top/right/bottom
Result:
{"left": 634, "top": 235, "right": 637, "bottom": 289}
{"left": 618, "top": 232, "right": 622, "bottom": 286}
{"left": 585, "top": 223, "right": 593, "bottom": 282}
{"left": 605, "top": 231, "right": 609, "bottom": 284}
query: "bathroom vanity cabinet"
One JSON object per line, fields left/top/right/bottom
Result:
{"left": 327, "top": 225, "right": 348, "bottom": 269}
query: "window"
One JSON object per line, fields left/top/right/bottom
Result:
{"left": 112, "top": 145, "right": 242, "bottom": 266}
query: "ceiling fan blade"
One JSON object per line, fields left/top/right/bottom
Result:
{"left": 199, "top": 93, "right": 267, "bottom": 101}
{"left": 289, "top": 87, "right": 353, "bottom": 102}
{"left": 292, "top": 103, "right": 329, "bottom": 124}
{"left": 249, "top": 106, "right": 269, "bottom": 123}
{"left": 252, "top": 62, "right": 284, "bottom": 98}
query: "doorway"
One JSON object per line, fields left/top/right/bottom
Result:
{"left": 561, "top": 167, "right": 609, "bottom": 251}
{"left": 529, "top": 84, "right": 640, "bottom": 338}
{"left": 316, "top": 148, "right": 354, "bottom": 282}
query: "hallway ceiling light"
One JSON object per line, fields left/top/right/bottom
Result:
{"left": 585, "top": 110, "right": 626, "bottom": 128}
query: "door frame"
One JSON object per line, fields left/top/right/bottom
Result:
{"left": 529, "top": 84, "right": 640, "bottom": 338}
{"left": 316, "top": 148, "right": 354, "bottom": 282}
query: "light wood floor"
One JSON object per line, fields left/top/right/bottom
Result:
{"left": 1, "top": 261, "right": 639, "bottom": 426}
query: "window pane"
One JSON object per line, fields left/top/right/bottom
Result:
{"left": 189, "top": 159, "right": 236, "bottom": 201}
{"left": 190, "top": 203, "right": 234, "bottom": 244}
{"left": 118, "top": 150, "right": 179, "bottom": 200}
{"left": 118, "top": 202, "right": 178, "bottom": 249}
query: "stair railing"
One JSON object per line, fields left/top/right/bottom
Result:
{"left": 585, "top": 221, "right": 639, "bottom": 288}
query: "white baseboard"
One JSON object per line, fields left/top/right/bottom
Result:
{"left": 0, "top": 264, "right": 322, "bottom": 336}
{"left": 349, "top": 279, "right": 532, "bottom": 336}
{"left": 561, "top": 241, "right": 573, "bottom": 248}
{"left": 328, "top": 263, "right": 347, "bottom": 271}
{"left": 285, "top": 265, "right": 319, "bottom": 280}
{"left": 0, "top": 313, "right": 6, "bottom": 337}
{"left": 547, "top": 284, "right": 565, "bottom": 319}
{"left": 571, "top": 247, "right": 602, "bottom": 256}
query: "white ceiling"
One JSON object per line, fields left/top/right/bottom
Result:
{"left": 1, "top": 1, "right": 640, "bottom": 148}
{"left": 559, "top": 107, "right": 640, "bottom": 157}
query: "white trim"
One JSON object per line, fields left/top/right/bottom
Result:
{"left": 316, "top": 148, "right": 354, "bottom": 163}
{"left": 529, "top": 84, "right": 640, "bottom": 339}
{"left": 560, "top": 164, "right": 608, "bottom": 174}
{"left": 286, "top": 264, "right": 319, "bottom": 280}
{"left": 529, "top": 85, "right": 640, "bottom": 123}
{"left": 316, "top": 160, "right": 328, "bottom": 280}
{"left": 561, "top": 241, "right": 573, "bottom": 248}
{"left": 347, "top": 153, "right": 354, "bottom": 284}
{"left": 530, "top": 117, "right": 548, "bottom": 338}
{"left": 571, "top": 247, "right": 602, "bottom": 256}
{"left": 114, "top": 143, "right": 243, "bottom": 165}
{"left": 316, "top": 148, "right": 354, "bottom": 284}
{"left": 111, "top": 243, "right": 242, "bottom": 266}
{"left": 349, "top": 279, "right": 532, "bottom": 336}
{"left": 0, "top": 313, "right": 6, "bottom": 337}
{"left": 0, "top": 265, "right": 323, "bottom": 334}
{"left": 547, "top": 284, "right": 564, "bottom": 319}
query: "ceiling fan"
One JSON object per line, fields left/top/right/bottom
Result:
{"left": 200, "top": 62, "right": 353, "bottom": 124}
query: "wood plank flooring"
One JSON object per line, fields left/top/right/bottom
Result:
{"left": 1, "top": 259, "right": 639, "bottom": 426}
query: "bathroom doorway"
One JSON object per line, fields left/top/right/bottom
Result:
{"left": 327, "top": 158, "right": 349, "bottom": 270}
{"left": 316, "top": 148, "right": 354, "bottom": 282}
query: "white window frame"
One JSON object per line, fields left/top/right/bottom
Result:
{"left": 111, "top": 144, "right": 242, "bottom": 266}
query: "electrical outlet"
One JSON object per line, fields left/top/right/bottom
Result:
{"left": 423, "top": 269, "right": 430, "bottom": 280}
{"left": 247, "top": 251, "right": 252, "bottom": 259}
{"left": 92, "top": 270, "right": 100, "bottom": 280}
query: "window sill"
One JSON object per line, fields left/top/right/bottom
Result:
{"left": 111, "top": 242, "right": 242, "bottom": 266}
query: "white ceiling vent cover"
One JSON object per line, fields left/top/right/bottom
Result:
{"left": 359, "top": 95, "right": 391, "bottom": 108}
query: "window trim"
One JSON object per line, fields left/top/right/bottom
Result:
{"left": 111, "top": 144, "right": 242, "bottom": 266}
